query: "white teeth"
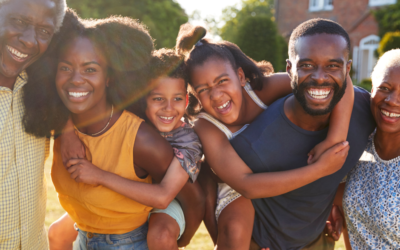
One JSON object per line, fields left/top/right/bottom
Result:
{"left": 217, "top": 101, "right": 230, "bottom": 109}
{"left": 7, "top": 46, "right": 28, "bottom": 59}
{"left": 307, "top": 89, "right": 331, "bottom": 99}
{"left": 160, "top": 116, "right": 174, "bottom": 120}
{"left": 381, "top": 109, "right": 400, "bottom": 118}
{"left": 69, "top": 92, "right": 89, "bottom": 98}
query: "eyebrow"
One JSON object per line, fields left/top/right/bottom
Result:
{"left": 59, "top": 60, "right": 100, "bottom": 66}
{"left": 298, "top": 58, "right": 313, "bottom": 64}
{"left": 329, "top": 59, "right": 345, "bottom": 64}
{"left": 194, "top": 73, "right": 229, "bottom": 91}
{"left": 150, "top": 92, "right": 185, "bottom": 96}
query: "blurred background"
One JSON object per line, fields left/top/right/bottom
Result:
{"left": 46, "top": 0, "right": 400, "bottom": 248}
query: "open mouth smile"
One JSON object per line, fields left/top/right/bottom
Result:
{"left": 159, "top": 116, "right": 175, "bottom": 124}
{"left": 69, "top": 92, "right": 89, "bottom": 98}
{"left": 307, "top": 88, "right": 332, "bottom": 100}
{"left": 7, "top": 45, "right": 29, "bottom": 62}
{"left": 381, "top": 109, "right": 400, "bottom": 118}
{"left": 214, "top": 100, "right": 232, "bottom": 115}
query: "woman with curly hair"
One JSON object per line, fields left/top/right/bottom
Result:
{"left": 31, "top": 12, "right": 202, "bottom": 250}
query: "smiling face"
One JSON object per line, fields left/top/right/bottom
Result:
{"left": 190, "top": 57, "right": 246, "bottom": 125}
{"left": 0, "top": 0, "right": 57, "bottom": 81}
{"left": 287, "top": 34, "right": 351, "bottom": 116}
{"left": 55, "top": 36, "right": 110, "bottom": 115}
{"left": 145, "top": 77, "right": 186, "bottom": 132}
{"left": 371, "top": 66, "right": 400, "bottom": 134}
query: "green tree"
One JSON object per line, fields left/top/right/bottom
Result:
{"left": 220, "top": 0, "right": 275, "bottom": 43}
{"left": 374, "top": 2, "right": 400, "bottom": 37}
{"left": 236, "top": 16, "right": 284, "bottom": 71}
{"left": 67, "top": 0, "right": 188, "bottom": 48}
{"left": 377, "top": 31, "right": 400, "bottom": 56}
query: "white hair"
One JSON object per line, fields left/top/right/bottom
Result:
{"left": 0, "top": 0, "right": 66, "bottom": 32}
{"left": 371, "top": 49, "right": 400, "bottom": 85}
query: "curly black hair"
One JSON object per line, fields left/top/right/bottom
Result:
{"left": 23, "top": 9, "right": 154, "bottom": 137}
{"left": 175, "top": 23, "right": 274, "bottom": 117}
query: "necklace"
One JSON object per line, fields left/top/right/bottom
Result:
{"left": 76, "top": 105, "right": 114, "bottom": 136}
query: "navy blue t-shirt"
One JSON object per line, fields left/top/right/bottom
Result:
{"left": 230, "top": 87, "right": 375, "bottom": 250}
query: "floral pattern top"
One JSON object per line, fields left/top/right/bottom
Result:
{"left": 343, "top": 132, "right": 400, "bottom": 250}
{"left": 160, "top": 122, "right": 202, "bottom": 182}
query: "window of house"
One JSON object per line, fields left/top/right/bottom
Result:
{"left": 369, "top": 0, "right": 396, "bottom": 6}
{"left": 309, "top": 0, "right": 333, "bottom": 11}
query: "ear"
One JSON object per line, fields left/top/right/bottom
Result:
{"left": 106, "top": 77, "right": 110, "bottom": 87}
{"left": 286, "top": 59, "right": 292, "bottom": 77}
{"left": 346, "top": 59, "right": 352, "bottom": 76}
{"left": 237, "top": 67, "right": 246, "bottom": 87}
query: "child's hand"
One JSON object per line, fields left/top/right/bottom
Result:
{"left": 60, "top": 130, "right": 86, "bottom": 167}
{"left": 308, "top": 140, "right": 331, "bottom": 164}
{"left": 313, "top": 141, "right": 349, "bottom": 177}
{"left": 66, "top": 159, "right": 104, "bottom": 186}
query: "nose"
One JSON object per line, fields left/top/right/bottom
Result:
{"left": 71, "top": 71, "right": 85, "bottom": 86}
{"left": 210, "top": 87, "right": 223, "bottom": 101}
{"left": 19, "top": 26, "right": 38, "bottom": 49}
{"left": 163, "top": 99, "right": 173, "bottom": 111}
{"left": 384, "top": 91, "right": 400, "bottom": 107}
{"left": 310, "top": 67, "right": 328, "bottom": 84}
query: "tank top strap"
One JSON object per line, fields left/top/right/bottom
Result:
{"left": 196, "top": 112, "right": 234, "bottom": 140}
{"left": 244, "top": 82, "right": 268, "bottom": 110}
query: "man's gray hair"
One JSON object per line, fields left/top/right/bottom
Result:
{"left": 0, "top": 0, "right": 67, "bottom": 32}
{"left": 371, "top": 49, "right": 400, "bottom": 85}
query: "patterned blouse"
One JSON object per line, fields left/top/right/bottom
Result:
{"left": 343, "top": 132, "right": 400, "bottom": 250}
{"left": 159, "top": 122, "right": 202, "bottom": 182}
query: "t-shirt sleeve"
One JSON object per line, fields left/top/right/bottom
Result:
{"left": 168, "top": 127, "right": 203, "bottom": 183}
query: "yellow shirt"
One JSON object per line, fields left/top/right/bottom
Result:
{"left": 0, "top": 72, "right": 48, "bottom": 250}
{"left": 52, "top": 111, "right": 152, "bottom": 234}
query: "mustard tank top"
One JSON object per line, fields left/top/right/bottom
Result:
{"left": 51, "top": 111, "right": 152, "bottom": 234}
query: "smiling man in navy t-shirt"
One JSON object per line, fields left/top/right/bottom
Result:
{"left": 231, "top": 19, "right": 375, "bottom": 250}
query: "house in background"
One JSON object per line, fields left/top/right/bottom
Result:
{"left": 274, "top": 0, "right": 397, "bottom": 82}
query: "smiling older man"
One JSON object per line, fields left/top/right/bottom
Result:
{"left": 0, "top": 0, "right": 66, "bottom": 248}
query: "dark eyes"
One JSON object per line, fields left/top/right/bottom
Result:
{"left": 153, "top": 97, "right": 184, "bottom": 101}
{"left": 378, "top": 86, "right": 389, "bottom": 91}
{"left": 153, "top": 97, "right": 163, "bottom": 101}
{"left": 59, "top": 66, "right": 70, "bottom": 72}
{"left": 86, "top": 68, "right": 97, "bottom": 73}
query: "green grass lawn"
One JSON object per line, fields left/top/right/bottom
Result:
{"left": 44, "top": 140, "right": 345, "bottom": 249}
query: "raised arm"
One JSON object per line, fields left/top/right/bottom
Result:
{"left": 194, "top": 119, "right": 349, "bottom": 199}
{"left": 308, "top": 75, "right": 354, "bottom": 163}
{"left": 66, "top": 122, "right": 189, "bottom": 209}
{"left": 255, "top": 73, "right": 293, "bottom": 105}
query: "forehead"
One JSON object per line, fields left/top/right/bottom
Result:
{"left": 60, "top": 37, "right": 107, "bottom": 63}
{"left": 294, "top": 34, "right": 348, "bottom": 61}
{"left": 150, "top": 77, "right": 186, "bottom": 94}
{"left": 378, "top": 66, "right": 400, "bottom": 85}
{"left": 0, "top": 0, "right": 57, "bottom": 24}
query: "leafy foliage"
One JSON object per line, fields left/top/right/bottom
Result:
{"left": 236, "top": 16, "right": 280, "bottom": 71}
{"left": 377, "top": 31, "right": 400, "bottom": 57}
{"left": 67, "top": 0, "right": 188, "bottom": 48}
{"left": 220, "top": 0, "right": 275, "bottom": 43}
{"left": 374, "top": 2, "right": 400, "bottom": 37}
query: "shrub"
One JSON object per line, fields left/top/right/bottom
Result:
{"left": 377, "top": 31, "right": 400, "bottom": 57}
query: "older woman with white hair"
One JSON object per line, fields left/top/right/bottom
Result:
{"left": 343, "top": 49, "right": 400, "bottom": 249}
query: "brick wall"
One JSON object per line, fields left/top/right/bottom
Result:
{"left": 275, "top": 0, "right": 379, "bottom": 49}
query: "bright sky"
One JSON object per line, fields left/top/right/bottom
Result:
{"left": 175, "top": 0, "right": 242, "bottom": 25}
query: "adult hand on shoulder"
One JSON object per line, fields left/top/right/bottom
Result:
{"left": 314, "top": 141, "right": 350, "bottom": 177}
{"left": 66, "top": 159, "right": 105, "bottom": 186}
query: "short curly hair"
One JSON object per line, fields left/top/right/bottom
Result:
{"left": 288, "top": 18, "right": 351, "bottom": 60}
{"left": 149, "top": 48, "right": 187, "bottom": 81}
{"left": 0, "top": 0, "right": 67, "bottom": 32}
{"left": 23, "top": 10, "right": 154, "bottom": 137}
